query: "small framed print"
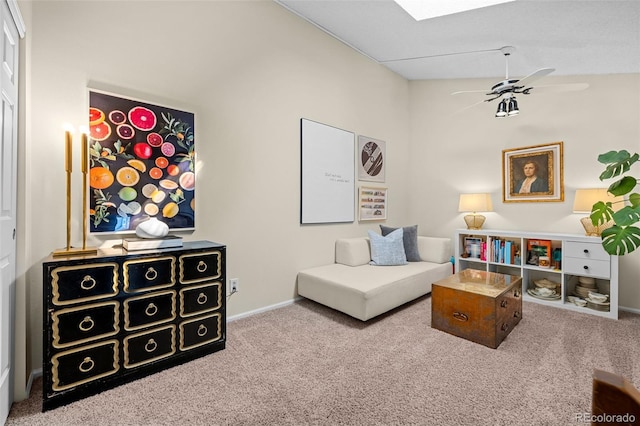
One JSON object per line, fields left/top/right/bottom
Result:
{"left": 464, "top": 237, "right": 482, "bottom": 259}
{"left": 357, "top": 135, "right": 385, "bottom": 182}
{"left": 359, "top": 186, "right": 387, "bottom": 221}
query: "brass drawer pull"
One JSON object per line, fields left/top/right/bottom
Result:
{"left": 514, "top": 290, "right": 521, "bottom": 298}
{"left": 501, "top": 323, "right": 509, "bottom": 331}
{"left": 453, "top": 312, "right": 468, "bottom": 322}
{"left": 197, "top": 324, "right": 208, "bottom": 337}
{"left": 145, "top": 338, "right": 157, "bottom": 353}
{"left": 145, "top": 267, "right": 158, "bottom": 281}
{"left": 78, "top": 316, "right": 95, "bottom": 332}
{"left": 196, "top": 261, "right": 208, "bottom": 273}
{"left": 197, "top": 293, "right": 208, "bottom": 305}
{"left": 79, "top": 357, "right": 95, "bottom": 373}
{"left": 501, "top": 300, "right": 508, "bottom": 308}
{"left": 514, "top": 311, "right": 521, "bottom": 318}
{"left": 80, "top": 275, "right": 96, "bottom": 290}
{"left": 145, "top": 303, "right": 158, "bottom": 317}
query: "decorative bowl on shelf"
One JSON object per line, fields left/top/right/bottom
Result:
{"left": 527, "top": 287, "right": 561, "bottom": 300}
{"left": 567, "top": 295, "right": 588, "bottom": 307}
{"left": 588, "top": 291, "right": 609, "bottom": 303}
{"left": 533, "top": 278, "right": 560, "bottom": 289}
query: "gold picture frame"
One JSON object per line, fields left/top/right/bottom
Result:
{"left": 502, "top": 142, "right": 564, "bottom": 203}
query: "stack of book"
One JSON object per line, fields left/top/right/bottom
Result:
{"left": 123, "top": 235, "right": 183, "bottom": 251}
{"left": 490, "top": 238, "right": 521, "bottom": 265}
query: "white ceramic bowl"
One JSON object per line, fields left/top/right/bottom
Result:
{"left": 588, "top": 291, "right": 608, "bottom": 302}
{"left": 536, "top": 287, "right": 555, "bottom": 297}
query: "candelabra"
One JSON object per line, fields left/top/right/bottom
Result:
{"left": 53, "top": 127, "right": 98, "bottom": 257}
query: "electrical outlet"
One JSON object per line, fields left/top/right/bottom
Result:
{"left": 229, "top": 278, "right": 239, "bottom": 294}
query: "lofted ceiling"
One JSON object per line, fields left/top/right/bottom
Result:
{"left": 275, "top": 0, "right": 640, "bottom": 81}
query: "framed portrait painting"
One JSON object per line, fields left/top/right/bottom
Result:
{"left": 502, "top": 142, "right": 564, "bottom": 203}
{"left": 88, "top": 89, "right": 196, "bottom": 233}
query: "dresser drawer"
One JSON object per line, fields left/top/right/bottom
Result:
{"left": 179, "top": 251, "right": 222, "bottom": 284}
{"left": 496, "top": 290, "right": 522, "bottom": 341}
{"left": 50, "top": 263, "right": 118, "bottom": 306}
{"left": 179, "top": 313, "right": 222, "bottom": 351}
{"left": 564, "top": 257, "right": 610, "bottom": 279}
{"left": 179, "top": 282, "right": 222, "bottom": 317}
{"left": 123, "top": 325, "right": 176, "bottom": 369}
{"left": 564, "top": 241, "right": 610, "bottom": 261}
{"left": 51, "top": 340, "right": 119, "bottom": 392}
{"left": 51, "top": 301, "right": 119, "bottom": 348}
{"left": 123, "top": 256, "right": 176, "bottom": 293}
{"left": 124, "top": 290, "right": 177, "bottom": 331}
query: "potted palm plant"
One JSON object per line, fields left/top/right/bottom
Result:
{"left": 590, "top": 150, "right": 640, "bottom": 255}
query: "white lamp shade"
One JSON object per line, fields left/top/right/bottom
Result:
{"left": 458, "top": 193, "right": 493, "bottom": 213}
{"left": 573, "top": 188, "right": 623, "bottom": 213}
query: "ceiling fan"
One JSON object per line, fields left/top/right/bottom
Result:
{"left": 452, "top": 46, "right": 589, "bottom": 117}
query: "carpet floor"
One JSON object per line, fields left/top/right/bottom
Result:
{"left": 6, "top": 296, "right": 640, "bottom": 425}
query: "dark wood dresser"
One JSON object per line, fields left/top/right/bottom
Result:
{"left": 42, "top": 240, "right": 225, "bottom": 411}
{"left": 431, "top": 269, "right": 522, "bottom": 349}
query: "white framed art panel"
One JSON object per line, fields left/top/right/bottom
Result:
{"left": 300, "top": 118, "right": 355, "bottom": 224}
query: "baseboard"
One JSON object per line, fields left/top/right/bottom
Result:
{"left": 21, "top": 368, "right": 42, "bottom": 400}
{"left": 619, "top": 305, "right": 640, "bottom": 315}
{"left": 227, "top": 297, "right": 303, "bottom": 322}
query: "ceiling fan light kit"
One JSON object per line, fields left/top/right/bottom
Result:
{"left": 495, "top": 95, "right": 519, "bottom": 117}
{"left": 495, "top": 99, "right": 507, "bottom": 117}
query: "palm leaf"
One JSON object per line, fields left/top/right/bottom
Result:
{"left": 601, "top": 225, "right": 640, "bottom": 255}
{"left": 598, "top": 150, "right": 639, "bottom": 180}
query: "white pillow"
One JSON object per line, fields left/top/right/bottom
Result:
{"left": 367, "top": 229, "right": 408, "bottom": 266}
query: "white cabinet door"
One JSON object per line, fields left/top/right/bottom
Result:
{"left": 0, "top": 0, "right": 19, "bottom": 422}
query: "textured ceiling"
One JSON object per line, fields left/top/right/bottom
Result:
{"left": 276, "top": 0, "right": 640, "bottom": 81}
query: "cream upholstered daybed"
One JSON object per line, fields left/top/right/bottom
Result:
{"left": 297, "top": 231, "right": 453, "bottom": 321}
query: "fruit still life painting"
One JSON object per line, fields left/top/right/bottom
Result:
{"left": 88, "top": 90, "right": 195, "bottom": 233}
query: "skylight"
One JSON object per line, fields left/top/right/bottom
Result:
{"left": 393, "top": 0, "right": 516, "bottom": 21}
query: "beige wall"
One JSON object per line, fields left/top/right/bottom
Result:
{"left": 408, "top": 75, "right": 640, "bottom": 310}
{"left": 19, "top": 0, "right": 411, "bottom": 384}
{"left": 14, "top": 0, "right": 640, "bottom": 398}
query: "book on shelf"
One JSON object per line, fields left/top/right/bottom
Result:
{"left": 527, "top": 239, "right": 552, "bottom": 266}
{"left": 490, "top": 238, "right": 519, "bottom": 265}
{"left": 123, "top": 235, "right": 183, "bottom": 251}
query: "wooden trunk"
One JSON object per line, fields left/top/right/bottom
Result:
{"left": 431, "top": 269, "right": 522, "bottom": 349}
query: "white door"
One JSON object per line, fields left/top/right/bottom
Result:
{"left": 0, "top": 0, "right": 19, "bottom": 422}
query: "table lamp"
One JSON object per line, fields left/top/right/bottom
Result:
{"left": 572, "top": 188, "right": 622, "bottom": 236}
{"left": 458, "top": 193, "right": 493, "bottom": 230}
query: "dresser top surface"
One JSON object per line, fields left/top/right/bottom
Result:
{"left": 44, "top": 240, "right": 224, "bottom": 263}
{"left": 434, "top": 269, "right": 522, "bottom": 298}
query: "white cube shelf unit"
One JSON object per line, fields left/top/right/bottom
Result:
{"left": 454, "top": 229, "right": 618, "bottom": 320}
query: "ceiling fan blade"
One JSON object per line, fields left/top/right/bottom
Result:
{"left": 515, "top": 67, "right": 555, "bottom": 88}
{"left": 524, "top": 83, "right": 589, "bottom": 94}
{"left": 451, "top": 89, "right": 491, "bottom": 96}
{"left": 452, "top": 98, "right": 492, "bottom": 115}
